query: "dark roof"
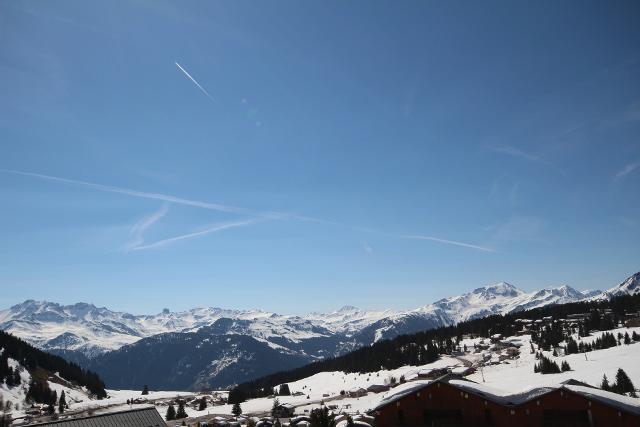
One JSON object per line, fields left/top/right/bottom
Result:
{"left": 32, "top": 406, "right": 166, "bottom": 427}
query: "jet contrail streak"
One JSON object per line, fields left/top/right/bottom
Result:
{"left": 401, "top": 234, "right": 495, "bottom": 252}
{"left": 1, "top": 169, "right": 495, "bottom": 254}
{"left": 0, "top": 169, "right": 261, "bottom": 216}
{"left": 131, "top": 219, "right": 260, "bottom": 251}
{"left": 175, "top": 62, "right": 215, "bottom": 101}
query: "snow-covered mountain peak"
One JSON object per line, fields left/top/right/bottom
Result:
{"left": 337, "top": 305, "right": 359, "bottom": 313}
{"left": 470, "top": 282, "right": 523, "bottom": 299}
{"left": 598, "top": 272, "right": 640, "bottom": 299}
{"left": 580, "top": 289, "right": 603, "bottom": 298}
{"left": 2, "top": 272, "right": 638, "bottom": 359}
{"left": 534, "top": 284, "right": 583, "bottom": 299}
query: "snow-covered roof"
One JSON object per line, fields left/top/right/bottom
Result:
{"left": 372, "top": 380, "right": 432, "bottom": 410}
{"left": 373, "top": 375, "right": 640, "bottom": 415}
{"left": 565, "top": 385, "right": 640, "bottom": 416}
{"left": 451, "top": 367, "right": 471, "bottom": 375}
{"left": 449, "top": 379, "right": 563, "bottom": 405}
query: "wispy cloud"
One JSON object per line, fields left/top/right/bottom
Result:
{"left": 175, "top": 62, "right": 215, "bottom": 101}
{"left": 362, "top": 241, "right": 373, "bottom": 254}
{"left": 614, "top": 161, "right": 640, "bottom": 182}
{"left": 490, "top": 145, "right": 565, "bottom": 175}
{"left": 130, "top": 219, "right": 259, "bottom": 251}
{"left": 485, "top": 216, "right": 545, "bottom": 243}
{"left": 0, "top": 169, "right": 274, "bottom": 217}
{"left": 400, "top": 235, "right": 494, "bottom": 252}
{"left": 124, "top": 203, "right": 169, "bottom": 251}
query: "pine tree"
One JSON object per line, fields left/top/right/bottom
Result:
{"left": 232, "top": 402, "right": 242, "bottom": 417}
{"left": 278, "top": 384, "right": 291, "bottom": 396}
{"left": 176, "top": 401, "right": 188, "bottom": 419}
{"left": 141, "top": 385, "right": 149, "bottom": 395}
{"left": 309, "top": 407, "right": 335, "bottom": 427}
{"left": 59, "top": 390, "right": 66, "bottom": 414}
{"left": 624, "top": 332, "right": 631, "bottom": 345}
{"left": 534, "top": 355, "right": 561, "bottom": 374}
{"left": 166, "top": 404, "right": 176, "bottom": 421}
{"left": 198, "top": 397, "right": 207, "bottom": 411}
{"left": 613, "top": 368, "right": 637, "bottom": 397}
{"left": 601, "top": 374, "right": 610, "bottom": 391}
{"left": 561, "top": 360, "right": 571, "bottom": 372}
{"left": 271, "top": 398, "right": 280, "bottom": 416}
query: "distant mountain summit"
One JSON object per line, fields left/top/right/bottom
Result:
{"left": 0, "top": 272, "right": 636, "bottom": 390}
{"left": 597, "top": 272, "right": 640, "bottom": 299}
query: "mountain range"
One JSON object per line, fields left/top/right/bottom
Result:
{"left": 1, "top": 272, "right": 638, "bottom": 390}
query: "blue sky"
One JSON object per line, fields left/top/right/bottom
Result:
{"left": 1, "top": 1, "right": 639, "bottom": 314}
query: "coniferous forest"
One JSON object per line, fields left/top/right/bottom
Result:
{"left": 229, "top": 293, "right": 640, "bottom": 402}
{"left": 0, "top": 330, "right": 107, "bottom": 399}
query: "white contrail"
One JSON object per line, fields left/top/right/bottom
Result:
{"left": 400, "top": 235, "right": 495, "bottom": 252}
{"left": 0, "top": 169, "right": 273, "bottom": 217}
{"left": 175, "top": 62, "right": 215, "bottom": 101}
{"left": 124, "top": 203, "right": 170, "bottom": 251}
{"left": 1, "top": 169, "right": 495, "bottom": 254}
{"left": 131, "top": 219, "right": 259, "bottom": 251}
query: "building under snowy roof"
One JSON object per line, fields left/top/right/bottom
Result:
{"left": 371, "top": 376, "right": 640, "bottom": 426}
{"left": 31, "top": 407, "right": 165, "bottom": 427}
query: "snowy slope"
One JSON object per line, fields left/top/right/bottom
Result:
{"left": 167, "top": 328, "right": 640, "bottom": 418}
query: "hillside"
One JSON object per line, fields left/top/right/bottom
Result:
{"left": 0, "top": 272, "right": 637, "bottom": 390}
{"left": 0, "top": 331, "right": 107, "bottom": 423}
{"left": 229, "top": 291, "right": 640, "bottom": 400}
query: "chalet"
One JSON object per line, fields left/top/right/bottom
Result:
{"left": 490, "top": 334, "right": 503, "bottom": 342}
{"left": 417, "top": 368, "right": 449, "bottom": 379}
{"left": 566, "top": 313, "right": 591, "bottom": 322}
{"left": 31, "top": 406, "right": 166, "bottom": 427}
{"left": 450, "top": 366, "right": 473, "bottom": 377}
{"left": 272, "top": 403, "right": 295, "bottom": 418}
{"left": 348, "top": 387, "right": 368, "bottom": 398}
{"left": 370, "top": 375, "right": 640, "bottom": 427}
{"left": 367, "top": 383, "right": 391, "bottom": 393}
{"left": 625, "top": 316, "right": 640, "bottom": 328}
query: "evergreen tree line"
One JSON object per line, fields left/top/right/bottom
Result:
{"left": 165, "top": 400, "right": 188, "bottom": 421}
{"left": 601, "top": 369, "right": 637, "bottom": 397}
{"left": 0, "top": 352, "right": 22, "bottom": 387}
{"left": 229, "top": 293, "right": 640, "bottom": 402}
{"left": 25, "top": 379, "right": 57, "bottom": 406}
{"left": 0, "top": 330, "right": 107, "bottom": 398}
{"left": 564, "top": 331, "right": 639, "bottom": 356}
{"left": 532, "top": 353, "right": 571, "bottom": 374}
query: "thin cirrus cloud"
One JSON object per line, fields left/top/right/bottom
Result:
{"left": 1, "top": 169, "right": 494, "bottom": 254}
{"left": 614, "top": 161, "right": 639, "bottom": 182}
{"left": 175, "top": 62, "right": 215, "bottom": 101}
{"left": 490, "top": 145, "right": 565, "bottom": 175}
